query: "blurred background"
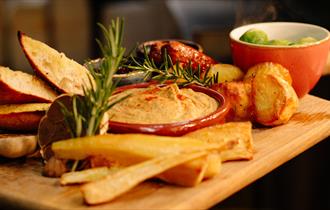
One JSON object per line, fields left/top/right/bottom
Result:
{"left": 0, "top": 0, "right": 329, "bottom": 209}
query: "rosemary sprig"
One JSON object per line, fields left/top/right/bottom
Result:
{"left": 60, "top": 17, "right": 125, "bottom": 139}
{"left": 127, "top": 46, "right": 218, "bottom": 87}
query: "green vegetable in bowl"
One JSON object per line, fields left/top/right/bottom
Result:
{"left": 295, "top": 36, "right": 318, "bottom": 45}
{"left": 240, "top": 28, "right": 318, "bottom": 46}
{"left": 267, "top": 39, "right": 293, "bottom": 46}
{"left": 239, "top": 29, "right": 268, "bottom": 44}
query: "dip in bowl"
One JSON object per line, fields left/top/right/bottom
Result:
{"left": 230, "top": 22, "right": 330, "bottom": 97}
{"left": 107, "top": 83, "right": 229, "bottom": 136}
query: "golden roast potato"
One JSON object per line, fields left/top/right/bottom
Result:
{"left": 212, "top": 62, "right": 298, "bottom": 126}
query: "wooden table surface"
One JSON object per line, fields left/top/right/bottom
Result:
{"left": 0, "top": 94, "right": 329, "bottom": 210}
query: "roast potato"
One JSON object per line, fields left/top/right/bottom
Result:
{"left": 207, "top": 64, "right": 244, "bottom": 83}
{"left": 244, "top": 62, "right": 292, "bottom": 85}
{"left": 0, "top": 66, "right": 57, "bottom": 105}
{"left": 212, "top": 62, "right": 298, "bottom": 126}
{"left": 212, "top": 81, "right": 252, "bottom": 121}
{"left": 252, "top": 72, "right": 298, "bottom": 126}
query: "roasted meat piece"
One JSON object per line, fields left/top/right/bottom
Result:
{"left": 145, "top": 41, "right": 217, "bottom": 73}
{"left": 163, "top": 41, "right": 217, "bottom": 72}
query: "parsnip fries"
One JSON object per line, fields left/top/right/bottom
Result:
{"left": 185, "top": 121, "right": 254, "bottom": 161}
{"left": 52, "top": 133, "right": 225, "bottom": 204}
{"left": 60, "top": 167, "right": 120, "bottom": 185}
{"left": 82, "top": 151, "right": 207, "bottom": 205}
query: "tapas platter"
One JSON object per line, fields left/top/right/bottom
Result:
{"left": 0, "top": 18, "right": 329, "bottom": 209}
{"left": 0, "top": 95, "right": 329, "bottom": 209}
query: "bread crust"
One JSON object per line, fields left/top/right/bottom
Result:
{"left": 0, "top": 66, "right": 57, "bottom": 104}
{"left": 0, "top": 103, "right": 50, "bottom": 131}
{"left": 0, "top": 112, "right": 45, "bottom": 131}
{"left": 18, "top": 31, "right": 92, "bottom": 95}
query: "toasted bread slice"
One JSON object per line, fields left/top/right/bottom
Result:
{"left": 0, "top": 103, "right": 50, "bottom": 131}
{"left": 0, "top": 66, "right": 58, "bottom": 104}
{"left": 18, "top": 31, "right": 91, "bottom": 95}
{"left": 0, "top": 134, "right": 37, "bottom": 158}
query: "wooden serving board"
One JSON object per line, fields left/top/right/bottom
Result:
{"left": 0, "top": 95, "right": 329, "bottom": 210}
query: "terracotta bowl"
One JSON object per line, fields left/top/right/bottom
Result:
{"left": 108, "top": 82, "right": 230, "bottom": 136}
{"left": 230, "top": 22, "right": 330, "bottom": 97}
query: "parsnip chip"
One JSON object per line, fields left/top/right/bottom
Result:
{"left": 52, "top": 134, "right": 224, "bottom": 187}
{"left": 185, "top": 122, "right": 254, "bottom": 161}
{"left": 81, "top": 151, "right": 207, "bottom": 205}
{"left": 52, "top": 134, "right": 221, "bottom": 161}
{"left": 60, "top": 166, "right": 121, "bottom": 185}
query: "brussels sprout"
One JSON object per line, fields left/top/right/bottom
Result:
{"left": 267, "top": 39, "right": 293, "bottom": 46}
{"left": 240, "top": 28, "right": 318, "bottom": 46}
{"left": 239, "top": 28, "right": 268, "bottom": 44}
{"left": 295, "top": 36, "right": 318, "bottom": 45}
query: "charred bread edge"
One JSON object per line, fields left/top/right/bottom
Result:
{"left": 17, "top": 31, "right": 64, "bottom": 94}
{"left": 0, "top": 76, "right": 53, "bottom": 104}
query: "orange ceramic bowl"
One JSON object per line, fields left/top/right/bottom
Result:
{"left": 230, "top": 22, "right": 330, "bottom": 97}
{"left": 108, "top": 82, "right": 230, "bottom": 136}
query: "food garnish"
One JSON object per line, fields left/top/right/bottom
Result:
{"left": 37, "top": 18, "right": 127, "bottom": 175}
{"left": 59, "top": 18, "right": 126, "bottom": 139}
{"left": 127, "top": 43, "right": 219, "bottom": 87}
{"left": 46, "top": 19, "right": 125, "bottom": 142}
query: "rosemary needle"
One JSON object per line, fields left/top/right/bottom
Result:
{"left": 60, "top": 18, "right": 125, "bottom": 140}
{"left": 126, "top": 46, "right": 218, "bottom": 87}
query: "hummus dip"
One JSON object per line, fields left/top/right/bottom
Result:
{"left": 108, "top": 84, "right": 218, "bottom": 124}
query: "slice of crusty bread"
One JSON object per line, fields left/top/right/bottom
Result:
{"left": 0, "top": 134, "right": 37, "bottom": 158}
{"left": 0, "top": 103, "right": 50, "bottom": 131}
{"left": 18, "top": 31, "right": 92, "bottom": 95}
{"left": 0, "top": 66, "right": 58, "bottom": 105}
